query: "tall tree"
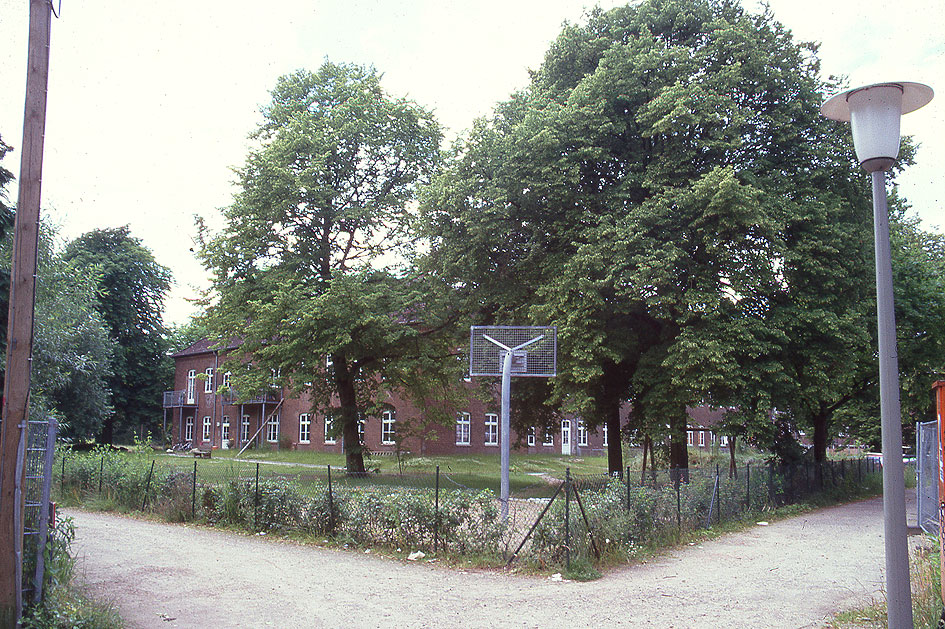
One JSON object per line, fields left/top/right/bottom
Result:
{"left": 0, "top": 222, "right": 113, "bottom": 440}
{"left": 200, "top": 61, "right": 450, "bottom": 474}
{"left": 0, "top": 135, "right": 16, "bottom": 372}
{"left": 63, "top": 226, "right": 172, "bottom": 443}
{"left": 422, "top": 0, "right": 873, "bottom": 473}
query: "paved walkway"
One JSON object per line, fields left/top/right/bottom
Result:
{"left": 67, "top": 494, "right": 918, "bottom": 628}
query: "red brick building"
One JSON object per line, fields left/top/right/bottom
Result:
{"left": 162, "top": 339, "right": 613, "bottom": 456}
{"left": 163, "top": 340, "right": 733, "bottom": 456}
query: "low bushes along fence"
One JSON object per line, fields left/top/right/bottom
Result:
{"left": 55, "top": 449, "right": 882, "bottom": 571}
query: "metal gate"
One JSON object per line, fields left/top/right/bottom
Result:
{"left": 916, "top": 420, "right": 938, "bottom": 535}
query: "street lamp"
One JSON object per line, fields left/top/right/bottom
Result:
{"left": 822, "top": 81, "right": 934, "bottom": 629}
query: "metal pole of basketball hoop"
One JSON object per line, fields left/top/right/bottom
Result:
{"left": 483, "top": 333, "right": 545, "bottom": 521}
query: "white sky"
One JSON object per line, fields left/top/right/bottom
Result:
{"left": 0, "top": 0, "right": 942, "bottom": 325}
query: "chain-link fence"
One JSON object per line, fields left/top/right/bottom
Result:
{"left": 55, "top": 450, "right": 882, "bottom": 570}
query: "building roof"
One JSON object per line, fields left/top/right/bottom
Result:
{"left": 171, "top": 337, "right": 242, "bottom": 358}
{"left": 686, "top": 406, "right": 728, "bottom": 429}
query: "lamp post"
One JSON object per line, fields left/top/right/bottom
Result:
{"left": 822, "top": 81, "right": 934, "bottom": 628}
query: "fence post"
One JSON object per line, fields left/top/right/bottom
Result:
{"left": 746, "top": 462, "right": 751, "bottom": 511}
{"left": 564, "top": 468, "right": 571, "bottom": 571}
{"left": 191, "top": 460, "right": 197, "bottom": 520}
{"left": 141, "top": 459, "right": 155, "bottom": 511}
{"left": 98, "top": 455, "right": 104, "bottom": 494}
{"left": 254, "top": 463, "right": 260, "bottom": 531}
{"left": 716, "top": 464, "right": 721, "bottom": 525}
{"left": 626, "top": 466, "right": 631, "bottom": 512}
{"left": 434, "top": 465, "right": 440, "bottom": 553}
{"left": 327, "top": 464, "right": 335, "bottom": 534}
{"left": 674, "top": 468, "right": 681, "bottom": 534}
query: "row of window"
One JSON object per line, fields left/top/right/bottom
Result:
{"left": 454, "top": 414, "right": 608, "bottom": 447}
{"left": 185, "top": 411, "right": 397, "bottom": 446}
{"left": 687, "top": 430, "right": 729, "bottom": 447}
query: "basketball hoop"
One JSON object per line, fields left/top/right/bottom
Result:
{"left": 470, "top": 326, "right": 557, "bottom": 520}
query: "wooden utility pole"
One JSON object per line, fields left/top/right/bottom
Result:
{"left": 0, "top": 0, "right": 53, "bottom": 623}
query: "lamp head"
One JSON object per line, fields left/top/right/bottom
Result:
{"left": 821, "top": 82, "right": 933, "bottom": 172}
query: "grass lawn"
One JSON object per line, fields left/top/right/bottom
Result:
{"left": 205, "top": 447, "right": 612, "bottom": 476}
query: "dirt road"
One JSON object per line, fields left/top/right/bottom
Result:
{"left": 68, "top": 496, "right": 913, "bottom": 628}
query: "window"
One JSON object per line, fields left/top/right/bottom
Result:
{"left": 698, "top": 431, "right": 706, "bottom": 447}
{"left": 221, "top": 416, "right": 230, "bottom": 443}
{"left": 577, "top": 420, "right": 588, "bottom": 447}
{"left": 455, "top": 412, "right": 470, "bottom": 446}
{"left": 543, "top": 427, "right": 554, "bottom": 446}
{"left": 602, "top": 423, "right": 608, "bottom": 447}
{"left": 527, "top": 427, "right": 536, "bottom": 447}
{"left": 357, "top": 416, "right": 365, "bottom": 445}
{"left": 687, "top": 430, "right": 694, "bottom": 446}
{"left": 202, "top": 416, "right": 212, "bottom": 442}
{"left": 324, "top": 415, "right": 336, "bottom": 444}
{"left": 204, "top": 368, "right": 214, "bottom": 393}
{"left": 381, "top": 410, "right": 396, "bottom": 445}
{"left": 561, "top": 420, "right": 571, "bottom": 446}
{"left": 266, "top": 413, "right": 280, "bottom": 443}
{"left": 720, "top": 435, "right": 729, "bottom": 447}
{"left": 186, "top": 370, "right": 197, "bottom": 404}
{"left": 484, "top": 413, "right": 498, "bottom": 446}
{"left": 241, "top": 415, "right": 250, "bottom": 442}
{"left": 299, "top": 414, "right": 311, "bottom": 444}
{"left": 184, "top": 416, "right": 194, "bottom": 442}
{"left": 222, "top": 371, "right": 231, "bottom": 389}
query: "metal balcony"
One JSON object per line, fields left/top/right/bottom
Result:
{"left": 163, "top": 391, "right": 196, "bottom": 408}
{"left": 221, "top": 389, "right": 282, "bottom": 406}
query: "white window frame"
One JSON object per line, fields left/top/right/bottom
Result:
{"left": 184, "top": 416, "right": 194, "bottom": 442}
{"left": 484, "top": 413, "right": 498, "bottom": 446}
{"left": 456, "top": 412, "right": 471, "bottom": 446}
{"left": 698, "top": 431, "right": 706, "bottom": 447}
{"left": 324, "top": 415, "right": 336, "bottom": 444}
{"left": 204, "top": 368, "right": 214, "bottom": 393}
{"left": 542, "top": 427, "right": 554, "bottom": 446}
{"left": 357, "top": 416, "right": 365, "bottom": 445}
{"left": 299, "top": 413, "right": 311, "bottom": 444}
{"left": 561, "top": 419, "right": 571, "bottom": 446}
{"left": 186, "top": 370, "right": 197, "bottom": 405}
{"left": 720, "top": 435, "right": 729, "bottom": 447}
{"left": 602, "top": 423, "right": 609, "bottom": 447}
{"left": 266, "top": 413, "right": 280, "bottom": 443}
{"left": 577, "top": 420, "right": 588, "bottom": 447}
{"left": 687, "top": 430, "right": 694, "bottom": 446}
{"left": 241, "top": 415, "right": 250, "bottom": 442}
{"left": 221, "top": 415, "right": 230, "bottom": 442}
{"left": 222, "top": 371, "right": 231, "bottom": 389}
{"left": 527, "top": 427, "right": 536, "bottom": 447}
{"left": 381, "top": 410, "right": 396, "bottom": 445}
{"left": 202, "top": 416, "right": 212, "bottom": 442}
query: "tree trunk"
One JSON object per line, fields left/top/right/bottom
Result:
{"left": 333, "top": 354, "right": 366, "bottom": 475}
{"left": 606, "top": 401, "right": 623, "bottom": 476}
{"left": 812, "top": 412, "right": 828, "bottom": 464}
{"left": 640, "top": 435, "right": 650, "bottom": 484}
{"left": 669, "top": 410, "right": 688, "bottom": 481}
{"left": 98, "top": 414, "right": 115, "bottom": 445}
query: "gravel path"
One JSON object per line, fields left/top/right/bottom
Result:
{"left": 67, "top": 495, "right": 917, "bottom": 628}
